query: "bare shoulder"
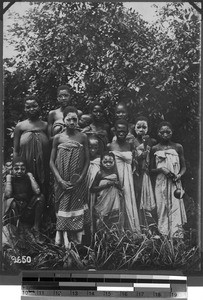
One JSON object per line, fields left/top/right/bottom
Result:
{"left": 40, "top": 119, "right": 48, "bottom": 126}
{"left": 173, "top": 142, "right": 184, "bottom": 153}
{"left": 48, "top": 109, "right": 58, "bottom": 121}
{"left": 48, "top": 108, "right": 58, "bottom": 116}
{"left": 108, "top": 141, "right": 115, "bottom": 151}
{"left": 15, "top": 120, "right": 28, "bottom": 131}
{"left": 52, "top": 133, "right": 61, "bottom": 146}
{"left": 151, "top": 143, "right": 160, "bottom": 153}
{"left": 78, "top": 131, "right": 88, "bottom": 143}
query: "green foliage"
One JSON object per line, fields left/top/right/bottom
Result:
{"left": 4, "top": 2, "right": 200, "bottom": 199}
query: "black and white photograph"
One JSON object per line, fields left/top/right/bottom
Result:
{"left": 1, "top": 1, "right": 202, "bottom": 275}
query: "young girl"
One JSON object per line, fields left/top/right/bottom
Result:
{"left": 90, "top": 152, "right": 123, "bottom": 230}
{"left": 111, "top": 102, "right": 136, "bottom": 144}
{"left": 108, "top": 119, "right": 140, "bottom": 233}
{"left": 87, "top": 136, "right": 101, "bottom": 234}
{"left": 150, "top": 121, "right": 187, "bottom": 238}
{"left": 133, "top": 116, "right": 157, "bottom": 226}
{"left": 82, "top": 102, "right": 110, "bottom": 154}
{"left": 50, "top": 106, "right": 90, "bottom": 249}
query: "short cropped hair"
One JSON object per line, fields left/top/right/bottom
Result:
{"left": 57, "top": 85, "right": 70, "bottom": 96}
{"left": 100, "top": 151, "right": 115, "bottom": 163}
{"left": 24, "top": 95, "right": 38, "bottom": 105}
{"left": 12, "top": 156, "right": 27, "bottom": 168}
{"left": 115, "top": 102, "right": 127, "bottom": 111}
{"left": 63, "top": 106, "right": 78, "bottom": 118}
{"left": 157, "top": 121, "right": 173, "bottom": 132}
{"left": 135, "top": 116, "right": 149, "bottom": 125}
{"left": 115, "top": 118, "right": 129, "bottom": 130}
{"left": 90, "top": 101, "right": 103, "bottom": 113}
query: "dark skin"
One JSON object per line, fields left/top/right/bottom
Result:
{"left": 111, "top": 104, "right": 135, "bottom": 140}
{"left": 90, "top": 155, "right": 121, "bottom": 193}
{"left": 82, "top": 105, "right": 110, "bottom": 140}
{"left": 108, "top": 124, "right": 134, "bottom": 152}
{"left": 13, "top": 100, "right": 48, "bottom": 159}
{"left": 48, "top": 89, "right": 71, "bottom": 140}
{"left": 133, "top": 120, "right": 156, "bottom": 161}
{"left": 150, "top": 125, "right": 186, "bottom": 181}
{"left": 50, "top": 112, "right": 90, "bottom": 190}
{"left": 88, "top": 138, "right": 100, "bottom": 160}
{"left": 4, "top": 162, "right": 44, "bottom": 231}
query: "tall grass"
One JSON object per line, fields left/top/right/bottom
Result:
{"left": 2, "top": 221, "right": 200, "bottom": 273}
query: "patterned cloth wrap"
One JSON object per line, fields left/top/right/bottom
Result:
{"left": 55, "top": 140, "right": 90, "bottom": 232}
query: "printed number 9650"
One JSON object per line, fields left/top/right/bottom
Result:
{"left": 11, "top": 256, "right": 31, "bottom": 264}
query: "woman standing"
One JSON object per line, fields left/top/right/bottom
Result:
{"left": 151, "top": 121, "right": 187, "bottom": 238}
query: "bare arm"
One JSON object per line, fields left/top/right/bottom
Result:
{"left": 76, "top": 134, "right": 90, "bottom": 183}
{"left": 49, "top": 135, "right": 62, "bottom": 182}
{"left": 175, "top": 144, "right": 186, "bottom": 180}
{"left": 47, "top": 111, "right": 54, "bottom": 140}
{"left": 4, "top": 175, "right": 13, "bottom": 199}
{"left": 13, "top": 123, "right": 22, "bottom": 159}
{"left": 27, "top": 173, "right": 41, "bottom": 195}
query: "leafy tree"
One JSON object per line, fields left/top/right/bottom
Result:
{"left": 4, "top": 2, "right": 200, "bottom": 200}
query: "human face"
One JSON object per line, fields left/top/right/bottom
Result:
{"left": 89, "top": 139, "right": 99, "bottom": 159}
{"left": 58, "top": 89, "right": 71, "bottom": 108}
{"left": 158, "top": 125, "right": 172, "bottom": 141}
{"left": 101, "top": 155, "right": 115, "bottom": 171}
{"left": 92, "top": 105, "right": 103, "bottom": 122}
{"left": 135, "top": 120, "right": 148, "bottom": 137}
{"left": 115, "top": 104, "right": 128, "bottom": 120}
{"left": 64, "top": 112, "right": 78, "bottom": 130}
{"left": 25, "top": 100, "right": 40, "bottom": 119}
{"left": 115, "top": 124, "right": 128, "bottom": 141}
{"left": 13, "top": 162, "right": 26, "bottom": 178}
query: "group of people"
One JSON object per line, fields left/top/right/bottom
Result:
{"left": 3, "top": 85, "right": 187, "bottom": 249}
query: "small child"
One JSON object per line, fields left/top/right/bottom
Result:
{"left": 150, "top": 121, "right": 187, "bottom": 238}
{"left": 108, "top": 119, "right": 140, "bottom": 233}
{"left": 90, "top": 152, "right": 123, "bottom": 230}
{"left": 78, "top": 114, "right": 92, "bottom": 129}
{"left": 3, "top": 157, "right": 45, "bottom": 239}
{"left": 133, "top": 116, "right": 157, "bottom": 227}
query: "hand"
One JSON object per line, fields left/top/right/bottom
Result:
{"left": 59, "top": 179, "right": 74, "bottom": 190}
{"left": 114, "top": 181, "right": 122, "bottom": 190}
{"left": 173, "top": 174, "right": 181, "bottom": 182}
